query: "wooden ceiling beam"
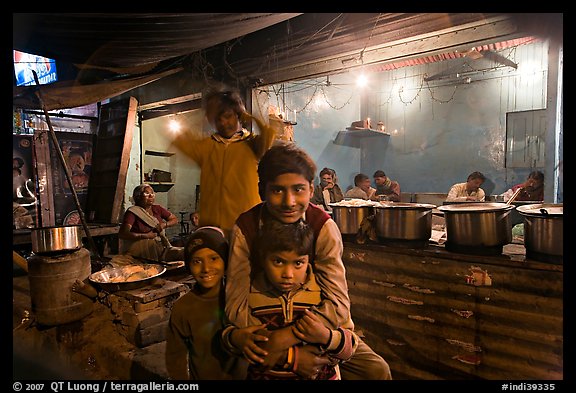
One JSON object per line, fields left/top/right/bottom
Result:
{"left": 252, "top": 16, "right": 522, "bottom": 85}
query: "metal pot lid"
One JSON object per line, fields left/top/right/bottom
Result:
{"left": 437, "top": 202, "right": 514, "bottom": 212}
{"left": 375, "top": 202, "right": 436, "bottom": 210}
{"left": 516, "top": 203, "right": 563, "bottom": 217}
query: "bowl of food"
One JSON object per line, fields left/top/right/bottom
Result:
{"left": 89, "top": 263, "right": 166, "bottom": 292}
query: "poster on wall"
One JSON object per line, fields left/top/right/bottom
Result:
{"left": 13, "top": 135, "right": 38, "bottom": 229}
{"left": 48, "top": 132, "right": 95, "bottom": 226}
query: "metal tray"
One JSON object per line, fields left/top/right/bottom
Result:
{"left": 89, "top": 264, "right": 166, "bottom": 292}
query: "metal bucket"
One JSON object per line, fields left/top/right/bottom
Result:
{"left": 27, "top": 247, "right": 93, "bottom": 326}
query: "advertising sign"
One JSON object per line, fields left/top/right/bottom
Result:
{"left": 14, "top": 49, "right": 58, "bottom": 87}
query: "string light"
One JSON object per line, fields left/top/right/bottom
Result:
{"left": 255, "top": 42, "right": 525, "bottom": 123}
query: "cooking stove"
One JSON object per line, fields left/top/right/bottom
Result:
{"left": 104, "top": 276, "right": 192, "bottom": 347}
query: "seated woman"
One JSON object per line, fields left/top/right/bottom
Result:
{"left": 118, "top": 183, "right": 184, "bottom": 262}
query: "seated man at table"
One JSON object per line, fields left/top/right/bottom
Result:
{"left": 373, "top": 170, "right": 401, "bottom": 202}
{"left": 344, "top": 173, "right": 376, "bottom": 200}
{"left": 311, "top": 167, "right": 344, "bottom": 212}
{"left": 445, "top": 171, "right": 486, "bottom": 202}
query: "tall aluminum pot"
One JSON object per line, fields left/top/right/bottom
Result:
{"left": 31, "top": 225, "right": 82, "bottom": 255}
{"left": 437, "top": 203, "right": 514, "bottom": 248}
{"left": 329, "top": 202, "right": 374, "bottom": 235}
{"left": 374, "top": 202, "right": 436, "bottom": 240}
{"left": 516, "top": 203, "right": 563, "bottom": 261}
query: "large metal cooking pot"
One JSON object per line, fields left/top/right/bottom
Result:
{"left": 329, "top": 200, "right": 376, "bottom": 235}
{"left": 374, "top": 202, "right": 436, "bottom": 241}
{"left": 509, "top": 200, "right": 543, "bottom": 226}
{"left": 437, "top": 203, "right": 514, "bottom": 254}
{"left": 31, "top": 225, "right": 82, "bottom": 255}
{"left": 516, "top": 203, "right": 563, "bottom": 263}
{"left": 89, "top": 264, "right": 166, "bottom": 292}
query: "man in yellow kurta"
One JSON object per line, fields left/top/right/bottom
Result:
{"left": 171, "top": 88, "right": 276, "bottom": 237}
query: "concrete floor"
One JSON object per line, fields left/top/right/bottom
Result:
{"left": 13, "top": 266, "right": 171, "bottom": 380}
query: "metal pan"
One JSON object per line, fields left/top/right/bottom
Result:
{"left": 89, "top": 264, "right": 166, "bottom": 292}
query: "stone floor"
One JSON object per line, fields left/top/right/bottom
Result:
{"left": 13, "top": 265, "right": 183, "bottom": 380}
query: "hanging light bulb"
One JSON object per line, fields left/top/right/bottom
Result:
{"left": 168, "top": 118, "right": 181, "bottom": 133}
{"left": 356, "top": 74, "right": 368, "bottom": 88}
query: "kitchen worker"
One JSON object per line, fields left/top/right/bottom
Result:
{"left": 170, "top": 87, "right": 276, "bottom": 238}
{"left": 310, "top": 167, "right": 344, "bottom": 212}
{"left": 344, "top": 173, "right": 377, "bottom": 200}
{"left": 373, "top": 170, "right": 401, "bottom": 202}
{"left": 446, "top": 171, "right": 486, "bottom": 202}
{"left": 118, "top": 183, "right": 183, "bottom": 262}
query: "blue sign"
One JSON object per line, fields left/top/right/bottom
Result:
{"left": 14, "top": 50, "right": 58, "bottom": 87}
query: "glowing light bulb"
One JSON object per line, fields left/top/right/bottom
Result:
{"left": 356, "top": 74, "right": 368, "bottom": 88}
{"left": 168, "top": 119, "right": 181, "bottom": 133}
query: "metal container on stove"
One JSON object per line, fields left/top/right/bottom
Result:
{"left": 437, "top": 202, "right": 514, "bottom": 254}
{"left": 329, "top": 199, "right": 376, "bottom": 235}
{"left": 374, "top": 202, "right": 436, "bottom": 241}
{"left": 31, "top": 225, "right": 82, "bottom": 255}
{"left": 516, "top": 203, "right": 563, "bottom": 263}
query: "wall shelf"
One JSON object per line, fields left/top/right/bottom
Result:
{"left": 144, "top": 150, "right": 175, "bottom": 192}
{"left": 333, "top": 129, "right": 390, "bottom": 148}
{"left": 145, "top": 150, "right": 174, "bottom": 157}
{"left": 149, "top": 182, "right": 174, "bottom": 192}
